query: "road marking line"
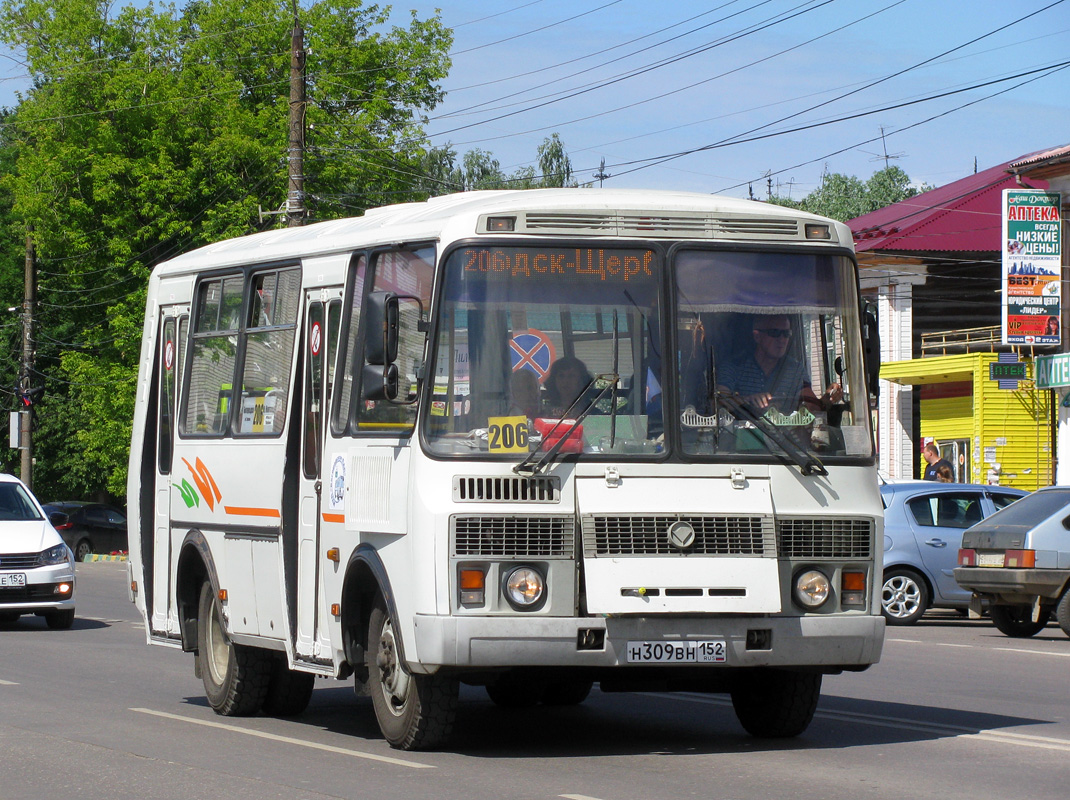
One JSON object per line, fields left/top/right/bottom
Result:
{"left": 889, "top": 637, "right": 1070, "bottom": 658}
{"left": 0, "top": 679, "right": 18, "bottom": 685}
{"left": 993, "top": 646, "right": 1070, "bottom": 658}
{"left": 130, "top": 708, "right": 434, "bottom": 768}
{"left": 560, "top": 795, "right": 608, "bottom": 800}
{"left": 651, "top": 695, "right": 1070, "bottom": 753}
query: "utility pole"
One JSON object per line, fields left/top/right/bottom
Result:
{"left": 20, "top": 227, "right": 35, "bottom": 487}
{"left": 287, "top": 7, "right": 307, "bottom": 227}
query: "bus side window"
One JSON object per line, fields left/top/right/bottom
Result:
{"left": 184, "top": 276, "right": 243, "bottom": 435}
{"left": 331, "top": 254, "right": 367, "bottom": 436}
{"left": 235, "top": 268, "right": 302, "bottom": 435}
{"left": 355, "top": 247, "right": 434, "bottom": 435}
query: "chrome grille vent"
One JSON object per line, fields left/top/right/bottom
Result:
{"left": 453, "top": 476, "right": 560, "bottom": 503}
{"left": 452, "top": 515, "right": 574, "bottom": 557}
{"left": 514, "top": 212, "right": 804, "bottom": 240}
{"left": 777, "top": 518, "right": 873, "bottom": 558}
{"left": 582, "top": 515, "right": 774, "bottom": 556}
{"left": 0, "top": 552, "right": 42, "bottom": 569}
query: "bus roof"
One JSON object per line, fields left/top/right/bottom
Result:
{"left": 153, "top": 188, "right": 850, "bottom": 275}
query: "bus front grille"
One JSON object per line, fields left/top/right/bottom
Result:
{"left": 776, "top": 518, "right": 873, "bottom": 558}
{"left": 582, "top": 515, "right": 774, "bottom": 557}
{"left": 453, "top": 475, "right": 560, "bottom": 503}
{"left": 451, "top": 515, "right": 574, "bottom": 557}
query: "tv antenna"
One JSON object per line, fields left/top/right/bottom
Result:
{"left": 859, "top": 127, "right": 905, "bottom": 169}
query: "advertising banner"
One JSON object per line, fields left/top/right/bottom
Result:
{"left": 1002, "top": 189, "right": 1062, "bottom": 346}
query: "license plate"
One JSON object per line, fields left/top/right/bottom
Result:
{"left": 626, "top": 640, "right": 727, "bottom": 663}
{"left": 0, "top": 573, "right": 27, "bottom": 588}
{"left": 978, "top": 553, "right": 1005, "bottom": 567}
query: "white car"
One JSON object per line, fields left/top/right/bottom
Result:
{"left": 0, "top": 473, "right": 76, "bottom": 629}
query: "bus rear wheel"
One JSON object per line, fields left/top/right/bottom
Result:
{"left": 262, "top": 656, "right": 316, "bottom": 717}
{"left": 196, "top": 581, "right": 271, "bottom": 716}
{"left": 730, "top": 669, "right": 821, "bottom": 738}
{"left": 366, "top": 597, "right": 457, "bottom": 750}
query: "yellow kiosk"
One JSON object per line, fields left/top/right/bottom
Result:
{"left": 881, "top": 352, "right": 1052, "bottom": 490}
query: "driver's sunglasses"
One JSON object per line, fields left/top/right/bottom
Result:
{"left": 756, "top": 328, "right": 792, "bottom": 339}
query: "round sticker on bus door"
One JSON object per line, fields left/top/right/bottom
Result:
{"left": 310, "top": 320, "right": 322, "bottom": 357}
{"left": 164, "top": 340, "right": 174, "bottom": 372}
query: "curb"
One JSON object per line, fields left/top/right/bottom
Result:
{"left": 83, "top": 554, "right": 128, "bottom": 562}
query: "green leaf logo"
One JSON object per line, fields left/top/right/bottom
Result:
{"left": 177, "top": 479, "right": 200, "bottom": 508}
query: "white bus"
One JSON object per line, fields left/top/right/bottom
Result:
{"left": 128, "top": 188, "right": 885, "bottom": 750}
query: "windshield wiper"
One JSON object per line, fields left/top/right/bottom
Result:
{"left": 717, "top": 392, "right": 827, "bottom": 477}
{"left": 513, "top": 372, "right": 620, "bottom": 478}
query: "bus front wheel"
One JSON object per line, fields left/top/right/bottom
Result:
{"left": 366, "top": 597, "right": 458, "bottom": 750}
{"left": 730, "top": 669, "right": 821, "bottom": 738}
{"left": 196, "top": 581, "right": 271, "bottom": 716}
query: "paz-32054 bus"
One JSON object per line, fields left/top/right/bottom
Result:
{"left": 127, "top": 188, "right": 885, "bottom": 750}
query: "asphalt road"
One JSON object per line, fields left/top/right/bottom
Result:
{"left": 1, "top": 560, "right": 1068, "bottom": 800}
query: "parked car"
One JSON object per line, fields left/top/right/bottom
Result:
{"left": 0, "top": 473, "right": 76, "bottom": 628}
{"left": 954, "top": 485, "right": 1070, "bottom": 639}
{"left": 40, "top": 502, "right": 127, "bottom": 561}
{"left": 879, "top": 481, "right": 1027, "bottom": 625}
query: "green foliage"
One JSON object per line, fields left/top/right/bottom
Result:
{"left": 418, "top": 134, "right": 578, "bottom": 194}
{"left": 769, "top": 165, "right": 925, "bottom": 222}
{"left": 0, "top": 0, "right": 451, "bottom": 500}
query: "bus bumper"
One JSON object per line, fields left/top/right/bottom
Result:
{"left": 411, "top": 613, "right": 884, "bottom": 672}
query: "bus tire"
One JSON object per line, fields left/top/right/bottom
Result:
{"left": 366, "top": 597, "right": 457, "bottom": 750}
{"left": 1056, "top": 589, "right": 1070, "bottom": 639}
{"left": 990, "top": 604, "right": 1050, "bottom": 638}
{"left": 730, "top": 669, "right": 821, "bottom": 738}
{"left": 196, "top": 581, "right": 271, "bottom": 716}
{"left": 262, "top": 656, "right": 316, "bottom": 717}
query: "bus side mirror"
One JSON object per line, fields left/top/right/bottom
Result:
{"left": 365, "top": 291, "right": 399, "bottom": 366}
{"left": 861, "top": 301, "right": 880, "bottom": 396}
{"left": 362, "top": 363, "right": 400, "bottom": 402}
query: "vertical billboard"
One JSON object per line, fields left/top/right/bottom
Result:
{"left": 1002, "top": 189, "right": 1062, "bottom": 346}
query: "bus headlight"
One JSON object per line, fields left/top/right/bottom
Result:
{"left": 503, "top": 566, "right": 545, "bottom": 610}
{"left": 793, "top": 569, "right": 830, "bottom": 610}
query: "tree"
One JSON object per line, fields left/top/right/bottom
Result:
{"left": 419, "top": 134, "right": 578, "bottom": 195}
{"left": 0, "top": 0, "right": 451, "bottom": 499}
{"left": 769, "top": 165, "right": 927, "bottom": 221}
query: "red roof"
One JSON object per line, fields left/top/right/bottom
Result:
{"left": 849, "top": 155, "right": 1051, "bottom": 253}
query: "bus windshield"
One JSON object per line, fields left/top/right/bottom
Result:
{"left": 424, "top": 243, "right": 872, "bottom": 463}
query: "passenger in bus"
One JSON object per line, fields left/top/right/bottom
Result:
{"left": 543, "top": 356, "right": 596, "bottom": 417}
{"left": 717, "top": 314, "right": 841, "bottom": 413}
{"left": 508, "top": 368, "right": 542, "bottom": 419}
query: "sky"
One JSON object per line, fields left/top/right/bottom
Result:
{"left": 0, "top": 0, "right": 1066, "bottom": 200}
{"left": 386, "top": 0, "right": 1069, "bottom": 197}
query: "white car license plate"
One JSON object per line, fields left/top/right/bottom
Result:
{"left": 626, "top": 640, "right": 726, "bottom": 664}
{"left": 978, "top": 553, "right": 1005, "bottom": 567}
{"left": 0, "top": 573, "right": 27, "bottom": 588}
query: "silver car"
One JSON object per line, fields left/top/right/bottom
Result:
{"left": 879, "top": 480, "right": 1026, "bottom": 625}
{"left": 0, "top": 473, "right": 77, "bottom": 629}
{"left": 954, "top": 485, "right": 1070, "bottom": 639}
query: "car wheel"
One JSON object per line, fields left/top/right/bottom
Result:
{"left": 1054, "top": 589, "right": 1070, "bottom": 639}
{"left": 196, "top": 581, "right": 271, "bottom": 715}
{"left": 366, "top": 596, "right": 458, "bottom": 750}
{"left": 989, "top": 604, "right": 1051, "bottom": 638}
{"left": 74, "top": 539, "right": 92, "bottom": 562}
{"left": 46, "top": 609, "right": 75, "bottom": 629}
{"left": 881, "top": 568, "right": 929, "bottom": 625}
{"left": 731, "top": 669, "right": 821, "bottom": 738}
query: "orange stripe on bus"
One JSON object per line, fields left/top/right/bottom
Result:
{"left": 322, "top": 513, "right": 345, "bottom": 523}
{"left": 224, "top": 506, "right": 281, "bottom": 518}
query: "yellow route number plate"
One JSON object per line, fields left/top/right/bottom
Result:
{"left": 487, "top": 415, "right": 530, "bottom": 453}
